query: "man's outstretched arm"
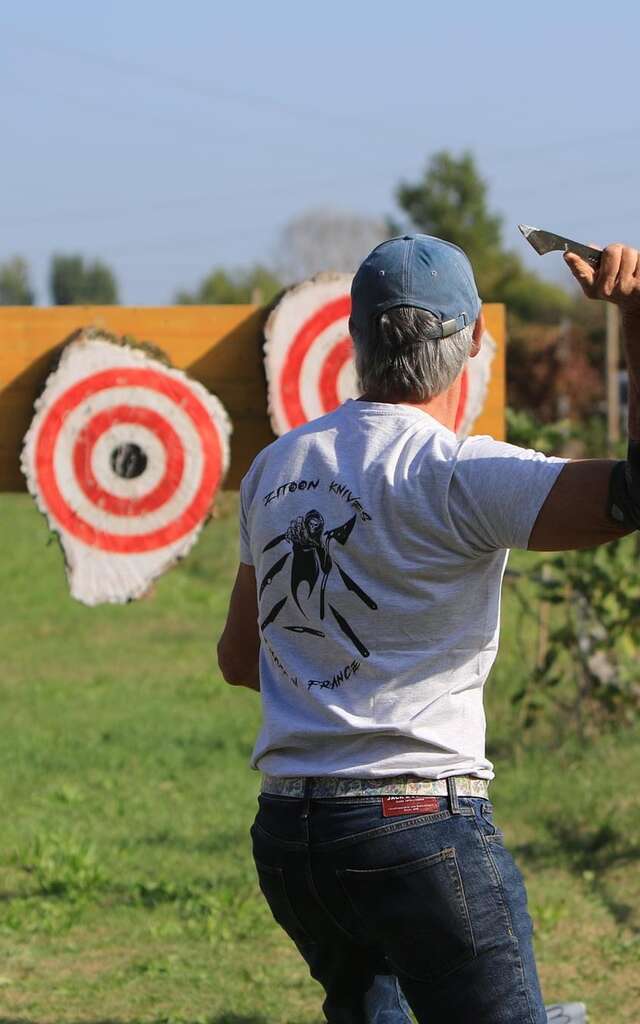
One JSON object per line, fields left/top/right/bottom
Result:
{"left": 529, "top": 243, "right": 640, "bottom": 552}
{"left": 217, "top": 563, "right": 261, "bottom": 691}
{"left": 527, "top": 458, "right": 632, "bottom": 551}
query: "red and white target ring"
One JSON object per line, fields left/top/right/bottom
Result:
{"left": 34, "top": 367, "right": 221, "bottom": 553}
{"left": 72, "top": 405, "right": 185, "bottom": 517}
{"left": 279, "top": 294, "right": 354, "bottom": 429}
{"left": 22, "top": 334, "right": 231, "bottom": 604}
{"left": 265, "top": 273, "right": 496, "bottom": 440}
{"left": 455, "top": 368, "right": 469, "bottom": 433}
{"left": 454, "top": 329, "right": 497, "bottom": 438}
{"left": 265, "top": 274, "right": 358, "bottom": 435}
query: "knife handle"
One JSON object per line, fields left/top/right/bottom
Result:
{"left": 563, "top": 240, "right": 602, "bottom": 267}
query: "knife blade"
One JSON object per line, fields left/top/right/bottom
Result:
{"left": 518, "top": 224, "right": 601, "bottom": 267}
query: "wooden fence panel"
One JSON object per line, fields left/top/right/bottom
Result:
{"left": 0, "top": 303, "right": 505, "bottom": 491}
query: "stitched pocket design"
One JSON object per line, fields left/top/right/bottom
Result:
{"left": 253, "top": 858, "right": 314, "bottom": 950}
{"left": 337, "top": 847, "right": 476, "bottom": 983}
{"left": 480, "top": 803, "right": 506, "bottom": 844}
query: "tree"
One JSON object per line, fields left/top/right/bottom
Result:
{"left": 397, "top": 151, "right": 502, "bottom": 269}
{"left": 506, "top": 322, "right": 603, "bottom": 422}
{"left": 175, "top": 264, "right": 282, "bottom": 305}
{"left": 50, "top": 255, "right": 118, "bottom": 305}
{"left": 0, "top": 256, "right": 34, "bottom": 305}
{"left": 396, "top": 151, "right": 571, "bottom": 323}
{"left": 275, "top": 208, "right": 390, "bottom": 283}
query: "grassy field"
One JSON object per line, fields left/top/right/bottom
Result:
{"left": 0, "top": 493, "right": 638, "bottom": 1024}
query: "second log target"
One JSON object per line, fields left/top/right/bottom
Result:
{"left": 264, "top": 273, "right": 496, "bottom": 439}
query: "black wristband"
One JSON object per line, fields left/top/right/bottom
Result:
{"left": 608, "top": 441, "right": 640, "bottom": 529}
{"left": 627, "top": 439, "right": 640, "bottom": 497}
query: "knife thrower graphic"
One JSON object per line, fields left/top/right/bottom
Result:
{"left": 259, "top": 509, "right": 378, "bottom": 659}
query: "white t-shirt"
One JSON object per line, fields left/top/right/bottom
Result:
{"left": 239, "top": 399, "right": 567, "bottom": 780}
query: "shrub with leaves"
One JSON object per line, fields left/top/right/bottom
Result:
{"left": 513, "top": 536, "right": 640, "bottom": 738}
{"left": 506, "top": 407, "right": 576, "bottom": 454}
{"left": 506, "top": 410, "right": 639, "bottom": 738}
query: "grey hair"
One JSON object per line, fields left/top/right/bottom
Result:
{"left": 350, "top": 306, "right": 475, "bottom": 402}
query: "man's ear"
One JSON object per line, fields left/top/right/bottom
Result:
{"left": 469, "top": 308, "right": 485, "bottom": 358}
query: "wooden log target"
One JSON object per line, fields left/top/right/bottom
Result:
{"left": 21, "top": 330, "right": 231, "bottom": 604}
{"left": 264, "top": 273, "right": 498, "bottom": 438}
{"left": 264, "top": 273, "right": 356, "bottom": 432}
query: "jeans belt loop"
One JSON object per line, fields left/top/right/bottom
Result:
{"left": 446, "top": 775, "right": 460, "bottom": 815}
{"left": 301, "top": 776, "right": 313, "bottom": 818}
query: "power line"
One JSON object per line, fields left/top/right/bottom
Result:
{"left": 4, "top": 220, "right": 279, "bottom": 259}
{"left": 6, "top": 33, "right": 640, "bottom": 225}
{"left": 10, "top": 23, "right": 638, "bottom": 159}
{"left": 2, "top": 24, "right": 368, "bottom": 128}
{"left": 0, "top": 169, "right": 351, "bottom": 228}
{"left": 487, "top": 127, "right": 639, "bottom": 163}
{"left": 4, "top": 75, "right": 248, "bottom": 142}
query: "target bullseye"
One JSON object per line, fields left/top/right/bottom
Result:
{"left": 110, "top": 442, "right": 148, "bottom": 479}
{"left": 73, "top": 405, "right": 184, "bottom": 516}
{"left": 21, "top": 332, "right": 231, "bottom": 604}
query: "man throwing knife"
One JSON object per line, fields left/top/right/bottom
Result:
{"left": 218, "top": 234, "right": 638, "bottom": 1023}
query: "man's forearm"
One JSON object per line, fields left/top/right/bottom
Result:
{"left": 236, "top": 662, "right": 260, "bottom": 692}
{"left": 245, "top": 662, "right": 261, "bottom": 691}
{"left": 217, "top": 637, "right": 260, "bottom": 691}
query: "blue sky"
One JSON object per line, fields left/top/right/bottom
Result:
{"left": 2, "top": 0, "right": 639, "bottom": 304}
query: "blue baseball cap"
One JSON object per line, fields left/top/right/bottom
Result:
{"left": 350, "top": 233, "right": 481, "bottom": 340}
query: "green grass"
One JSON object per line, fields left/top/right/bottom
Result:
{"left": 0, "top": 493, "right": 639, "bottom": 1023}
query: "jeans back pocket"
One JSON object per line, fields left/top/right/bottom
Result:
{"left": 253, "top": 858, "right": 314, "bottom": 953}
{"left": 337, "top": 846, "right": 476, "bottom": 983}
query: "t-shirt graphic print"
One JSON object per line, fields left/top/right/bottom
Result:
{"left": 239, "top": 399, "right": 567, "bottom": 780}
{"left": 261, "top": 503, "right": 377, "bottom": 666}
{"left": 248, "top": 464, "right": 379, "bottom": 695}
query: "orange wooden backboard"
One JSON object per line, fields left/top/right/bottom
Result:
{"left": 0, "top": 303, "right": 505, "bottom": 491}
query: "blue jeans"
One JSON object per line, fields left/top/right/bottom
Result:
{"left": 250, "top": 782, "right": 546, "bottom": 1023}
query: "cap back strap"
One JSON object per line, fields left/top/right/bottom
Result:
{"left": 440, "top": 312, "right": 469, "bottom": 338}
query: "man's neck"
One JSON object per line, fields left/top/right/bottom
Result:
{"left": 358, "top": 375, "right": 462, "bottom": 431}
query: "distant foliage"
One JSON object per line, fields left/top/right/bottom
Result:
{"left": 506, "top": 407, "right": 575, "bottom": 454}
{"left": 500, "top": 268, "right": 573, "bottom": 325}
{"left": 175, "top": 264, "right": 282, "bottom": 305}
{"left": 275, "top": 208, "right": 390, "bottom": 283}
{"left": 507, "top": 320, "right": 604, "bottom": 423}
{"left": 507, "top": 411, "right": 640, "bottom": 738}
{"left": 397, "top": 151, "right": 502, "bottom": 269}
{"left": 396, "top": 150, "right": 571, "bottom": 323}
{"left": 50, "top": 254, "right": 118, "bottom": 305}
{"left": 0, "top": 255, "right": 35, "bottom": 305}
{"left": 513, "top": 539, "right": 640, "bottom": 738}
{"left": 506, "top": 405, "right": 620, "bottom": 465}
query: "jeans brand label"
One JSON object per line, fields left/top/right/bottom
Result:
{"left": 381, "top": 796, "right": 440, "bottom": 817}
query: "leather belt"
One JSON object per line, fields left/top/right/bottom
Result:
{"left": 260, "top": 773, "right": 490, "bottom": 799}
